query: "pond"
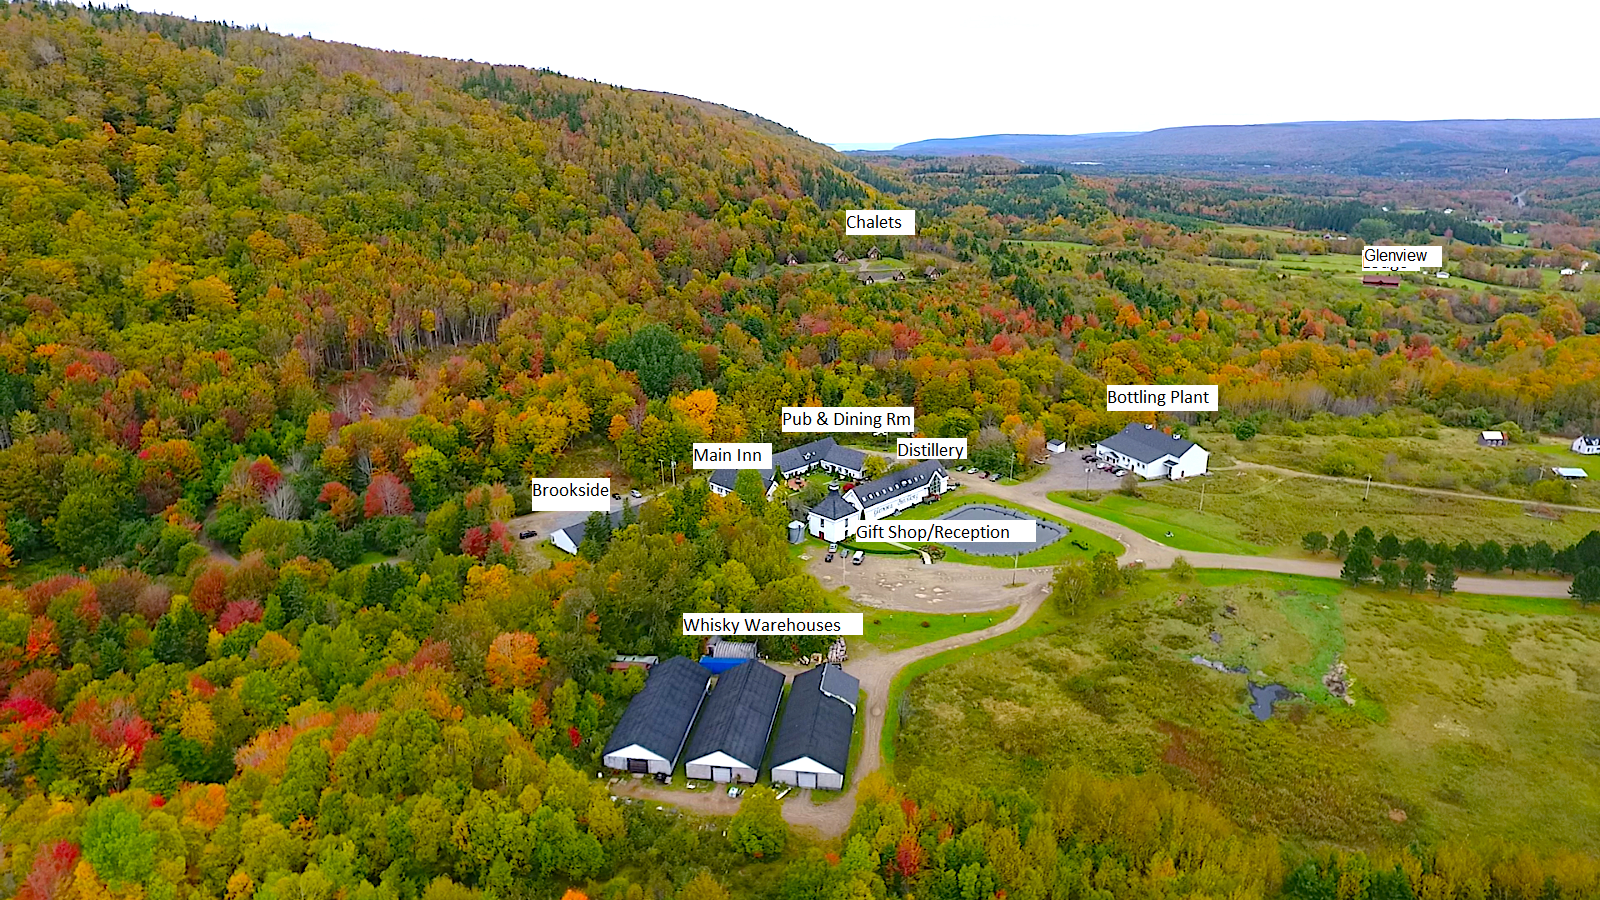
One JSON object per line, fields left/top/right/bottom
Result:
{"left": 1247, "top": 682, "right": 1295, "bottom": 721}
{"left": 932, "top": 503, "right": 1066, "bottom": 556}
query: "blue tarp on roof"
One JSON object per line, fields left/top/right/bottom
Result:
{"left": 699, "top": 656, "right": 752, "bottom": 674}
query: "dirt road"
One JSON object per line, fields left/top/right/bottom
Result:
{"left": 611, "top": 583, "right": 1052, "bottom": 838}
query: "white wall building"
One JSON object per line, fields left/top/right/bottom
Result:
{"left": 806, "top": 460, "right": 950, "bottom": 541}
{"left": 1572, "top": 435, "right": 1600, "bottom": 455}
{"left": 1095, "top": 423, "right": 1209, "bottom": 480}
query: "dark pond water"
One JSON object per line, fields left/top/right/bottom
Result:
{"left": 1247, "top": 682, "right": 1294, "bottom": 721}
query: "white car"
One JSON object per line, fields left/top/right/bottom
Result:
{"left": 630, "top": 489, "right": 642, "bottom": 499}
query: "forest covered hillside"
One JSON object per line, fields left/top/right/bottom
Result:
{"left": 2, "top": 4, "right": 1600, "bottom": 900}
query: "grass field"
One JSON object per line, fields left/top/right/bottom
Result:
{"left": 1202, "top": 425, "right": 1600, "bottom": 508}
{"left": 895, "top": 491, "right": 1123, "bottom": 567}
{"left": 1129, "top": 469, "right": 1600, "bottom": 550}
{"left": 1048, "top": 491, "right": 1273, "bottom": 555}
{"left": 895, "top": 571, "right": 1600, "bottom": 851}
{"left": 853, "top": 605, "right": 1014, "bottom": 652}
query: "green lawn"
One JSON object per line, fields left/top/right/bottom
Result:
{"left": 895, "top": 570, "right": 1600, "bottom": 851}
{"left": 855, "top": 606, "right": 1014, "bottom": 652}
{"left": 1047, "top": 491, "right": 1272, "bottom": 555}
{"left": 881, "top": 491, "right": 1122, "bottom": 568}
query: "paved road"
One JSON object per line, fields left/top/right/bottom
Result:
{"left": 612, "top": 583, "right": 1052, "bottom": 838}
{"left": 955, "top": 462, "right": 1577, "bottom": 598}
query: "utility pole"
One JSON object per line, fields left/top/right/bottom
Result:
{"left": 1199, "top": 481, "right": 1207, "bottom": 514}
{"left": 1085, "top": 466, "right": 1091, "bottom": 489}
{"left": 672, "top": 460, "right": 678, "bottom": 486}
{"left": 1363, "top": 474, "right": 1371, "bottom": 501}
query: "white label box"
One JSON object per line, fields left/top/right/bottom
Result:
{"left": 682, "top": 612, "right": 863, "bottom": 636}
{"left": 853, "top": 519, "right": 1037, "bottom": 544}
{"left": 1106, "top": 385, "right": 1218, "bottom": 412}
{"left": 529, "top": 477, "right": 612, "bottom": 511}
{"left": 782, "top": 406, "right": 915, "bottom": 433}
{"left": 1362, "top": 245, "right": 1443, "bottom": 270}
{"left": 691, "top": 443, "right": 772, "bottom": 469}
{"left": 845, "top": 210, "right": 916, "bottom": 235}
{"left": 897, "top": 437, "right": 967, "bottom": 460}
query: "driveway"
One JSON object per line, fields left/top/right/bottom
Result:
{"left": 609, "top": 584, "right": 1051, "bottom": 839}
{"left": 963, "top": 460, "right": 1577, "bottom": 598}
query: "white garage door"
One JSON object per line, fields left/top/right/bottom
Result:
{"left": 798, "top": 772, "right": 818, "bottom": 789}
{"left": 711, "top": 767, "right": 732, "bottom": 782}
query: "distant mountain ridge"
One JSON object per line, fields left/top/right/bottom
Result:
{"left": 885, "top": 119, "right": 1600, "bottom": 176}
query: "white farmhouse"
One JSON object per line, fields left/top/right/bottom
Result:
{"left": 1094, "top": 423, "right": 1209, "bottom": 480}
{"left": 1572, "top": 435, "right": 1600, "bottom": 456}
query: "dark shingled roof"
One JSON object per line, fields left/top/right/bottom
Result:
{"left": 770, "top": 664, "right": 855, "bottom": 776}
{"left": 773, "top": 437, "right": 866, "bottom": 476}
{"left": 684, "top": 661, "right": 785, "bottom": 769}
{"left": 850, "top": 460, "right": 947, "bottom": 509}
{"left": 820, "top": 665, "right": 860, "bottom": 711}
{"left": 556, "top": 508, "right": 626, "bottom": 549}
{"left": 809, "top": 489, "right": 858, "bottom": 521}
{"left": 1096, "top": 423, "right": 1197, "bottom": 465}
{"left": 709, "top": 468, "right": 776, "bottom": 494}
{"left": 602, "top": 656, "right": 712, "bottom": 764}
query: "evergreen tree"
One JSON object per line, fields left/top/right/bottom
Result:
{"left": 1431, "top": 561, "right": 1457, "bottom": 596}
{"left": 1301, "top": 531, "right": 1328, "bottom": 554}
{"left": 1331, "top": 529, "right": 1350, "bottom": 559}
{"left": 1376, "top": 533, "right": 1401, "bottom": 561}
{"left": 1505, "top": 543, "right": 1529, "bottom": 573}
{"left": 1403, "top": 560, "right": 1429, "bottom": 593}
{"left": 1453, "top": 540, "right": 1478, "bottom": 571}
{"left": 1529, "top": 540, "right": 1555, "bottom": 573}
{"left": 1571, "top": 567, "right": 1600, "bottom": 607}
{"left": 1378, "top": 560, "right": 1402, "bottom": 590}
{"left": 1403, "top": 537, "right": 1430, "bottom": 564}
{"left": 1342, "top": 547, "right": 1375, "bottom": 585}
{"left": 1351, "top": 526, "right": 1376, "bottom": 553}
{"left": 153, "top": 601, "right": 207, "bottom": 665}
{"left": 1477, "top": 540, "right": 1505, "bottom": 574}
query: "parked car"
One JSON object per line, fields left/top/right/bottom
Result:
{"left": 974, "top": 471, "right": 987, "bottom": 479}
{"left": 1114, "top": 468, "right": 1129, "bottom": 477}
{"left": 630, "top": 489, "right": 642, "bottom": 499}
{"left": 825, "top": 550, "right": 835, "bottom": 562}
{"left": 828, "top": 542, "right": 838, "bottom": 553}
{"left": 518, "top": 530, "right": 537, "bottom": 539}
{"left": 990, "top": 472, "right": 1003, "bottom": 481}
{"left": 612, "top": 492, "right": 621, "bottom": 499}
{"left": 851, "top": 550, "right": 864, "bottom": 565}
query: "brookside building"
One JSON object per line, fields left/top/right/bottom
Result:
{"left": 1094, "top": 423, "right": 1209, "bottom": 480}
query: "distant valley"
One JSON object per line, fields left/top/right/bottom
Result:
{"left": 881, "top": 118, "right": 1600, "bottom": 177}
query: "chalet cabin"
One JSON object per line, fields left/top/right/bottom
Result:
{"left": 785, "top": 253, "right": 798, "bottom": 265}
{"left": 867, "top": 246, "right": 880, "bottom": 260}
{"left": 601, "top": 657, "right": 712, "bottom": 776}
{"left": 683, "top": 661, "right": 785, "bottom": 783}
{"left": 1094, "top": 424, "right": 1209, "bottom": 480}
{"left": 770, "top": 664, "right": 858, "bottom": 790}
{"left": 833, "top": 250, "right": 850, "bottom": 264}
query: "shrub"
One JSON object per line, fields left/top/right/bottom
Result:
{"left": 920, "top": 620, "right": 930, "bottom": 628}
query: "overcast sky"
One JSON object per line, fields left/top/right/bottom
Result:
{"left": 144, "top": 0, "right": 1599, "bottom": 148}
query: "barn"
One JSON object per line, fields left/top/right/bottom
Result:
{"left": 770, "top": 664, "right": 858, "bottom": 791}
{"left": 683, "top": 661, "right": 785, "bottom": 783}
{"left": 601, "top": 657, "right": 712, "bottom": 775}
